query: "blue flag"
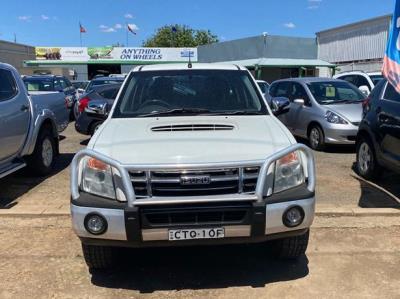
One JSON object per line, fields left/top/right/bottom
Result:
{"left": 383, "top": 0, "right": 400, "bottom": 92}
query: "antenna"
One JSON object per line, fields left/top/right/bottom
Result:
{"left": 188, "top": 49, "right": 192, "bottom": 69}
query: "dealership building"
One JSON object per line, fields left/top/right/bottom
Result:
{"left": 0, "top": 14, "right": 391, "bottom": 80}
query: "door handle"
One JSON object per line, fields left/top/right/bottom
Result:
{"left": 20, "top": 104, "right": 29, "bottom": 112}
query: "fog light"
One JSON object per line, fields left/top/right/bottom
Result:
{"left": 283, "top": 206, "right": 304, "bottom": 228}
{"left": 84, "top": 213, "right": 108, "bottom": 235}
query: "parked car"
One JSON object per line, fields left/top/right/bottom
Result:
{"left": 334, "top": 71, "right": 384, "bottom": 96}
{"left": 356, "top": 79, "right": 400, "bottom": 179}
{"left": 75, "top": 83, "right": 121, "bottom": 135}
{"left": 85, "top": 77, "right": 125, "bottom": 93}
{"left": 256, "top": 80, "right": 270, "bottom": 98}
{"left": 70, "top": 63, "right": 316, "bottom": 270}
{"left": 23, "top": 75, "right": 77, "bottom": 120}
{"left": 72, "top": 80, "right": 89, "bottom": 98}
{"left": 269, "top": 78, "right": 365, "bottom": 150}
{"left": 0, "top": 63, "right": 68, "bottom": 178}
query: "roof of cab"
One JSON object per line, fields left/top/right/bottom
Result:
{"left": 272, "top": 77, "right": 345, "bottom": 84}
{"left": 131, "top": 63, "right": 247, "bottom": 72}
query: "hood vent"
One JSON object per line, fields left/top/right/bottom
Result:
{"left": 151, "top": 124, "right": 235, "bottom": 132}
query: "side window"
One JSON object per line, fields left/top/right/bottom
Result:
{"left": 59, "top": 78, "right": 68, "bottom": 90}
{"left": 54, "top": 79, "right": 62, "bottom": 91}
{"left": 291, "top": 83, "right": 310, "bottom": 104}
{"left": 0, "top": 69, "right": 18, "bottom": 101}
{"left": 383, "top": 83, "right": 400, "bottom": 103}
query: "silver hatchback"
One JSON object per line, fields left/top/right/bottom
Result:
{"left": 269, "top": 78, "right": 365, "bottom": 150}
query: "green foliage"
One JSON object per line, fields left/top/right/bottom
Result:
{"left": 143, "top": 25, "right": 218, "bottom": 47}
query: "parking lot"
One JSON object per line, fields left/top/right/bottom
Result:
{"left": 0, "top": 124, "right": 399, "bottom": 298}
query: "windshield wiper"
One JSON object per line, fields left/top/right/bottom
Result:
{"left": 137, "top": 108, "right": 211, "bottom": 117}
{"left": 209, "top": 111, "right": 265, "bottom": 116}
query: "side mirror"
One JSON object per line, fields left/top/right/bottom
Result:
{"left": 359, "top": 85, "right": 370, "bottom": 96}
{"left": 271, "top": 97, "right": 290, "bottom": 116}
{"left": 293, "top": 98, "right": 305, "bottom": 106}
{"left": 85, "top": 100, "right": 108, "bottom": 118}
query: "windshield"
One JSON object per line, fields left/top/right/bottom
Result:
{"left": 307, "top": 81, "right": 365, "bottom": 105}
{"left": 86, "top": 79, "right": 123, "bottom": 92}
{"left": 370, "top": 75, "right": 384, "bottom": 86}
{"left": 113, "top": 70, "right": 267, "bottom": 118}
{"left": 257, "top": 82, "right": 269, "bottom": 93}
{"left": 23, "top": 78, "right": 55, "bottom": 92}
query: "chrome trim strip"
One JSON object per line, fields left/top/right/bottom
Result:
{"left": 70, "top": 144, "right": 315, "bottom": 207}
{"left": 142, "top": 225, "right": 251, "bottom": 241}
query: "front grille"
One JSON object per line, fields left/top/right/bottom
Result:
{"left": 141, "top": 202, "right": 252, "bottom": 227}
{"left": 130, "top": 167, "right": 259, "bottom": 198}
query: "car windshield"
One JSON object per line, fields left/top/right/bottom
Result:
{"left": 307, "top": 81, "right": 365, "bottom": 105}
{"left": 86, "top": 79, "right": 123, "bottom": 92}
{"left": 257, "top": 82, "right": 269, "bottom": 93}
{"left": 370, "top": 75, "right": 384, "bottom": 86}
{"left": 113, "top": 70, "right": 267, "bottom": 118}
{"left": 23, "top": 78, "right": 55, "bottom": 91}
{"left": 72, "top": 81, "right": 89, "bottom": 89}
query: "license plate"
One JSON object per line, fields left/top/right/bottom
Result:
{"left": 168, "top": 228, "right": 225, "bottom": 241}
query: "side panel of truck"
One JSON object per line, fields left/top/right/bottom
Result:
{"left": 0, "top": 68, "right": 30, "bottom": 162}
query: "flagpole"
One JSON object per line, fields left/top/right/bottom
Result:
{"left": 126, "top": 22, "right": 128, "bottom": 47}
{"left": 79, "top": 22, "right": 83, "bottom": 47}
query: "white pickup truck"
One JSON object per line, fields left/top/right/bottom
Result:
{"left": 70, "top": 63, "right": 316, "bottom": 270}
{"left": 0, "top": 63, "right": 69, "bottom": 178}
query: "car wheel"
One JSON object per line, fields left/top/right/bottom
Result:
{"left": 27, "top": 127, "right": 56, "bottom": 176}
{"left": 308, "top": 125, "right": 325, "bottom": 151}
{"left": 274, "top": 230, "right": 309, "bottom": 259}
{"left": 356, "top": 136, "right": 382, "bottom": 180}
{"left": 82, "top": 243, "right": 116, "bottom": 270}
{"left": 73, "top": 101, "right": 80, "bottom": 120}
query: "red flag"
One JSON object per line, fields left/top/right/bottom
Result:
{"left": 127, "top": 24, "right": 137, "bottom": 35}
{"left": 80, "top": 23, "right": 86, "bottom": 33}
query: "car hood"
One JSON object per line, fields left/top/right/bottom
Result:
{"left": 90, "top": 116, "right": 293, "bottom": 165}
{"left": 326, "top": 103, "right": 363, "bottom": 123}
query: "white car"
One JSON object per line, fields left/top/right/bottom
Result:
{"left": 70, "top": 63, "right": 316, "bottom": 270}
{"left": 334, "top": 71, "right": 383, "bottom": 95}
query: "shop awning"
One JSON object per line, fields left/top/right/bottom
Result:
{"left": 217, "top": 58, "right": 335, "bottom": 68}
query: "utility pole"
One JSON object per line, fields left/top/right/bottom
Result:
{"left": 126, "top": 22, "right": 129, "bottom": 47}
{"left": 14, "top": 33, "right": 17, "bottom": 43}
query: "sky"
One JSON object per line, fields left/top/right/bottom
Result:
{"left": 0, "top": 0, "right": 395, "bottom": 47}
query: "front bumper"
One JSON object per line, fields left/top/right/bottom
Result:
{"left": 71, "top": 196, "right": 315, "bottom": 247}
{"left": 322, "top": 123, "right": 359, "bottom": 145}
{"left": 70, "top": 143, "right": 316, "bottom": 247}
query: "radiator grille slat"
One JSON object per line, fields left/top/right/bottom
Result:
{"left": 130, "top": 167, "right": 259, "bottom": 198}
{"left": 151, "top": 124, "right": 234, "bottom": 132}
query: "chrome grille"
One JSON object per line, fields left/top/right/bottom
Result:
{"left": 130, "top": 167, "right": 259, "bottom": 198}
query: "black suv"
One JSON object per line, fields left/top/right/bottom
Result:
{"left": 356, "top": 79, "right": 400, "bottom": 179}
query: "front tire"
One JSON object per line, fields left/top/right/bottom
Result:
{"left": 308, "top": 125, "right": 325, "bottom": 151}
{"left": 275, "top": 230, "right": 309, "bottom": 259}
{"left": 82, "top": 243, "right": 116, "bottom": 270}
{"left": 356, "top": 136, "right": 382, "bottom": 180}
{"left": 27, "top": 127, "right": 56, "bottom": 176}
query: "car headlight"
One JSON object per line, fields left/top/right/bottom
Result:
{"left": 325, "top": 111, "right": 348, "bottom": 124}
{"left": 80, "top": 157, "right": 116, "bottom": 199}
{"left": 274, "top": 151, "right": 305, "bottom": 194}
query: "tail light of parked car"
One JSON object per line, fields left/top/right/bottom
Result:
{"left": 78, "top": 97, "right": 90, "bottom": 113}
{"left": 362, "top": 96, "right": 371, "bottom": 117}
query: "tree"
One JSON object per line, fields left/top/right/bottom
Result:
{"left": 143, "top": 25, "right": 218, "bottom": 47}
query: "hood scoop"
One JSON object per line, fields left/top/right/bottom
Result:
{"left": 151, "top": 124, "right": 235, "bottom": 132}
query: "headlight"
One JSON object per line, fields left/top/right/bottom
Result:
{"left": 274, "top": 151, "right": 305, "bottom": 194}
{"left": 80, "top": 157, "right": 116, "bottom": 199}
{"left": 325, "top": 111, "right": 348, "bottom": 124}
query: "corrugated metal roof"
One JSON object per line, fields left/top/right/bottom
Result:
{"left": 217, "top": 58, "right": 335, "bottom": 68}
